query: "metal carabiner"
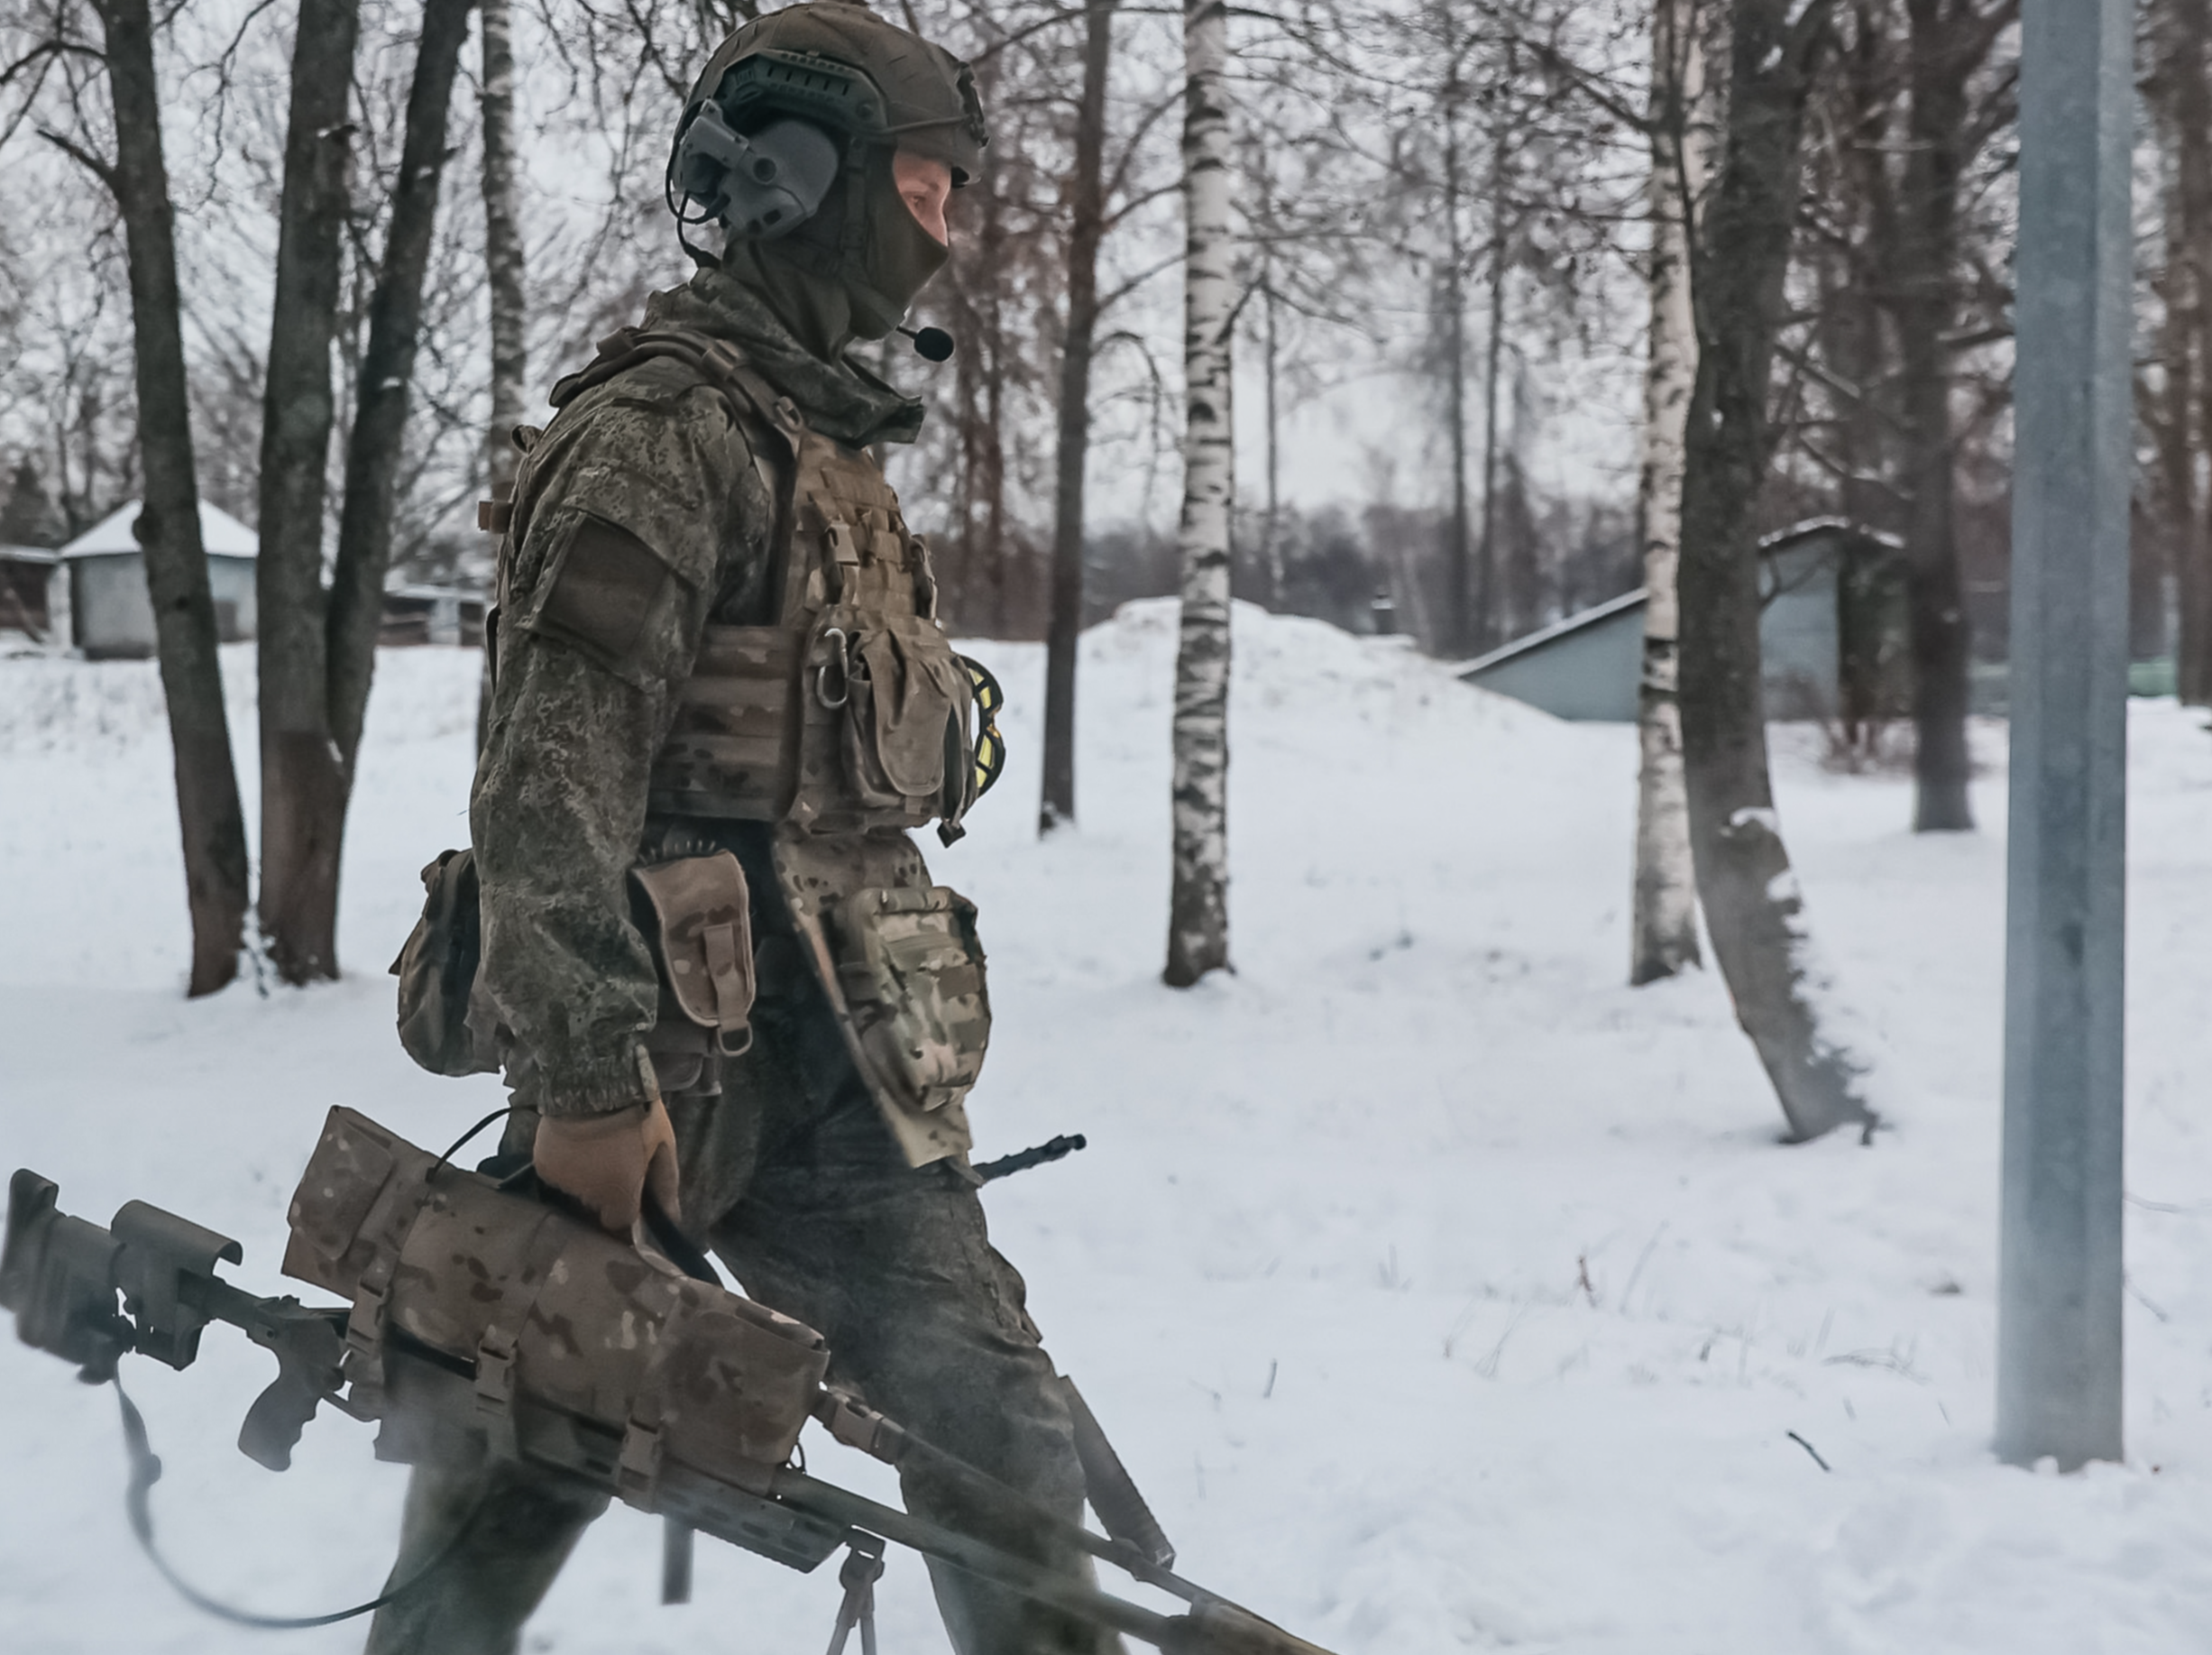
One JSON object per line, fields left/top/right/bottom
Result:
{"left": 815, "top": 627, "right": 852, "bottom": 709}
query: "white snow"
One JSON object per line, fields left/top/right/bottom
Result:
{"left": 4, "top": 602, "right": 2211, "bottom": 1653}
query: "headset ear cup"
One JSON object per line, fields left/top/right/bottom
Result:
{"left": 718, "top": 117, "right": 840, "bottom": 240}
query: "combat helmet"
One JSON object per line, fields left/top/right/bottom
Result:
{"left": 667, "top": 1, "right": 987, "bottom": 245}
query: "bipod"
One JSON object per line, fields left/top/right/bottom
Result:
{"left": 824, "top": 1532, "right": 886, "bottom": 1655}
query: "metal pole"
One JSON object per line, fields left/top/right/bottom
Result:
{"left": 1996, "top": 0, "right": 2133, "bottom": 1470}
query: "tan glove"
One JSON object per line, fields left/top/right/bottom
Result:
{"left": 533, "top": 1098, "right": 682, "bottom": 1236}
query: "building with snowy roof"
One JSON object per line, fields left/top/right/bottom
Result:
{"left": 1459, "top": 519, "right": 1911, "bottom": 723}
{"left": 59, "top": 501, "right": 258, "bottom": 659}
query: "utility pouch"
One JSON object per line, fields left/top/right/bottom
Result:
{"left": 828, "top": 885, "right": 990, "bottom": 1115}
{"left": 840, "top": 616, "right": 974, "bottom": 820}
{"left": 630, "top": 852, "right": 757, "bottom": 1058}
{"left": 390, "top": 849, "right": 500, "bottom": 1078}
{"left": 790, "top": 609, "right": 973, "bottom": 835}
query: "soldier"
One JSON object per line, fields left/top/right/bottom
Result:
{"left": 368, "top": 5, "right": 1113, "bottom": 1651}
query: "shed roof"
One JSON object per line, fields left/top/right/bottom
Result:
{"left": 1456, "top": 586, "right": 1647, "bottom": 677}
{"left": 59, "top": 500, "right": 258, "bottom": 561}
{"left": 1457, "top": 517, "right": 1889, "bottom": 681}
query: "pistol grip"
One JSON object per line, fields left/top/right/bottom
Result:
{"left": 239, "top": 1371, "right": 322, "bottom": 1471}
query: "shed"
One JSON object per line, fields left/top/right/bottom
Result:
{"left": 60, "top": 501, "right": 258, "bottom": 659}
{"left": 0, "top": 546, "right": 59, "bottom": 641}
{"left": 1459, "top": 519, "right": 1907, "bottom": 723}
{"left": 381, "top": 584, "right": 489, "bottom": 648}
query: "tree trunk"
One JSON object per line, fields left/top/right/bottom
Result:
{"left": 982, "top": 261, "right": 1009, "bottom": 639}
{"left": 329, "top": 0, "right": 474, "bottom": 771}
{"left": 478, "top": 0, "right": 526, "bottom": 755}
{"left": 1895, "top": 0, "right": 1974, "bottom": 829}
{"left": 1677, "top": 0, "right": 1874, "bottom": 1141}
{"left": 2173, "top": 0, "right": 2212, "bottom": 706}
{"left": 1819, "top": 0, "right": 1901, "bottom": 759}
{"left": 1262, "top": 280, "right": 1285, "bottom": 609}
{"left": 1630, "top": 0, "right": 1706, "bottom": 986}
{"left": 1473, "top": 139, "right": 1510, "bottom": 652}
{"left": 255, "top": 0, "right": 362, "bottom": 984}
{"left": 86, "top": 0, "right": 252, "bottom": 997}
{"left": 2151, "top": 0, "right": 2201, "bottom": 695}
{"left": 1164, "top": 0, "right": 1234, "bottom": 988}
{"left": 1040, "top": 0, "right": 1115, "bottom": 834}
{"left": 1440, "top": 32, "right": 1473, "bottom": 657}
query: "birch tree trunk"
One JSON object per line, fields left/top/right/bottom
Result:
{"left": 1041, "top": 0, "right": 1115, "bottom": 834}
{"left": 1164, "top": 0, "right": 1234, "bottom": 988}
{"left": 1629, "top": 0, "right": 1706, "bottom": 986}
{"left": 255, "top": 0, "right": 362, "bottom": 984}
{"left": 81, "top": 0, "right": 251, "bottom": 997}
{"left": 478, "top": 0, "right": 527, "bottom": 753}
{"left": 1677, "top": 0, "right": 1875, "bottom": 1141}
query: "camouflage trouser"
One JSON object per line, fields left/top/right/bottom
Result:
{"left": 362, "top": 972, "right": 1118, "bottom": 1655}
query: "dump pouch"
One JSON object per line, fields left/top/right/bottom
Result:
{"left": 390, "top": 849, "right": 500, "bottom": 1078}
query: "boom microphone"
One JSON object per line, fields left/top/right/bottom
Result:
{"left": 899, "top": 325, "right": 956, "bottom": 363}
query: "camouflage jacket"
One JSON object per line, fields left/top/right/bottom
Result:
{"left": 471, "top": 268, "right": 924, "bottom": 1118}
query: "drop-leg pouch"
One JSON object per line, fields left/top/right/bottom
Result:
{"left": 766, "top": 827, "right": 978, "bottom": 1167}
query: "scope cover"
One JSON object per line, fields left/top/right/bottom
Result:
{"left": 283, "top": 1108, "right": 829, "bottom": 1492}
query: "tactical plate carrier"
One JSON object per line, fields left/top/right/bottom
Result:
{"left": 509, "top": 326, "right": 983, "bottom": 841}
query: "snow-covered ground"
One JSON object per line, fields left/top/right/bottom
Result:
{"left": 4, "top": 602, "right": 2211, "bottom": 1654}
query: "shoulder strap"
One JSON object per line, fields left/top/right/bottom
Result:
{"left": 549, "top": 326, "right": 804, "bottom": 457}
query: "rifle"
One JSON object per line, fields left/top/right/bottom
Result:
{"left": 0, "top": 1109, "right": 1334, "bottom": 1655}
{"left": 973, "top": 1132, "right": 1088, "bottom": 1183}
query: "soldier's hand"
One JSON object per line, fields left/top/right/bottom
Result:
{"left": 533, "top": 1098, "right": 682, "bottom": 1236}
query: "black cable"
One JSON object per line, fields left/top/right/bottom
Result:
{"left": 642, "top": 1192, "right": 726, "bottom": 1288}
{"left": 114, "top": 1376, "right": 484, "bottom": 1630}
{"left": 432, "top": 1106, "right": 516, "bottom": 1174}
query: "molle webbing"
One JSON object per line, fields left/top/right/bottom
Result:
{"left": 651, "top": 625, "right": 803, "bottom": 821}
